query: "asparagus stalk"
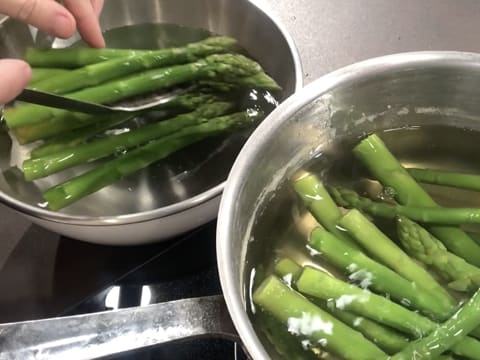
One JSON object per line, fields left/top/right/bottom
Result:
{"left": 310, "top": 228, "right": 480, "bottom": 341}
{"left": 338, "top": 209, "right": 456, "bottom": 308}
{"left": 408, "top": 167, "right": 480, "bottom": 192}
{"left": 329, "top": 185, "right": 480, "bottom": 224}
{"left": 397, "top": 216, "right": 480, "bottom": 292}
{"left": 29, "top": 114, "right": 136, "bottom": 158}
{"left": 252, "top": 275, "right": 387, "bottom": 360}
{"left": 391, "top": 289, "right": 480, "bottom": 360}
{"left": 43, "top": 111, "right": 255, "bottom": 210}
{"left": 274, "top": 258, "right": 410, "bottom": 355}
{"left": 293, "top": 173, "right": 359, "bottom": 248}
{"left": 297, "top": 266, "right": 434, "bottom": 337}
{"left": 309, "top": 227, "right": 455, "bottom": 319}
{"left": 23, "top": 101, "right": 233, "bottom": 180}
{"left": 353, "top": 133, "right": 480, "bottom": 266}
{"left": 252, "top": 263, "right": 320, "bottom": 359}
{"left": 5, "top": 53, "right": 280, "bottom": 131}
{"left": 296, "top": 266, "right": 480, "bottom": 359}
{"left": 12, "top": 92, "right": 219, "bottom": 144}
{"left": 255, "top": 310, "right": 321, "bottom": 360}
{"left": 12, "top": 113, "right": 95, "bottom": 144}
{"left": 25, "top": 47, "right": 151, "bottom": 68}
{"left": 32, "top": 37, "right": 238, "bottom": 94}
{"left": 30, "top": 68, "right": 69, "bottom": 85}
{"left": 274, "top": 258, "right": 303, "bottom": 284}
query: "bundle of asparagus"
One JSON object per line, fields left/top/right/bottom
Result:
{"left": 251, "top": 132, "right": 480, "bottom": 359}
{"left": 3, "top": 36, "right": 281, "bottom": 211}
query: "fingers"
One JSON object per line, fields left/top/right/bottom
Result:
{"left": 0, "top": 0, "right": 105, "bottom": 48}
{"left": 0, "top": 59, "right": 31, "bottom": 105}
{"left": 0, "top": 0, "right": 76, "bottom": 39}
{"left": 63, "top": 0, "right": 105, "bottom": 48}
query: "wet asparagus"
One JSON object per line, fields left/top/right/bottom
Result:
{"left": 309, "top": 227, "right": 455, "bottom": 319}
{"left": 397, "top": 216, "right": 480, "bottom": 292}
{"left": 353, "top": 133, "right": 480, "bottom": 267}
{"left": 391, "top": 289, "right": 480, "bottom": 360}
{"left": 32, "top": 37, "right": 238, "bottom": 94}
{"left": 408, "top": 167, "right": 480, "bottom": 192}
{"left": 43, "top": 111, "right": 255, "bottom": 210}
{"left": 23, "top": 101, "right": 233, "bottom": 180}
{"left": 25, "top": 47, "right": 150, "bottom": 68}
{"left": 293, "top": 173, "right": 359, "bottom": 248}
{"left": 338, "top": 209, "right": 456, "bottom": 307}
{"left": 5, "top": 53, "right": 280, "bottom": 130}
{"left": 274, "top": 258, "right": 410, "bottom": 355}
{"left": 297, "top": 266, "right": 480, "bottom": 359}
{"left": 329, "top": 185, "right": 480, "bottom": 224}
{"left": 252, "top": 275, "right": 387, "bottom": 360}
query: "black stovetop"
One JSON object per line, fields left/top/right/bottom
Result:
{"left": 0, "top": 220, "right": 246, "bottom": 359}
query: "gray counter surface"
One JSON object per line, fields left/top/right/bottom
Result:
{"left": 267, "top": 0, "right": 480, "bottom": 82}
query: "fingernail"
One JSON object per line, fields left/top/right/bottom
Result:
{"left": 53, "top": 13, "right": 75, "bottom": 38}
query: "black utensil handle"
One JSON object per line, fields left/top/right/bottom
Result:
{"left": 16, "top": 88, "right": 113, "bottom": 114}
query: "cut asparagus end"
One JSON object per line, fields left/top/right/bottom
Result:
{"left": 274, "top": 258, "right": 303, "bottom": 283}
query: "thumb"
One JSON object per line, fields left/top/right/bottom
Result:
{"left": 0, "top": 59, "right": 31, "bottom": 105}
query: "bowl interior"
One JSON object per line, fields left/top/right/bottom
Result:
{"left": 218, "top": 52, "right": 480, "bottom": 359}
{"left": 0, "top": 0, "right": 300, "bottom": 219}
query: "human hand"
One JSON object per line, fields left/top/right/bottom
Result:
{"left": 0, "top": 0, "right": 105, "bottom": 104}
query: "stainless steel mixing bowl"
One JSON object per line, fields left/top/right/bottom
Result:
{"left": 0, "top": 0, "right": 302, "bottom": 245}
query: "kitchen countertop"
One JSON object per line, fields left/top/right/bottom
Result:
{"left": 268, "top": 0, "right": 480, "bottom": 82}
{"left": 2, "top": 0, "right": 480, "bottom": 315}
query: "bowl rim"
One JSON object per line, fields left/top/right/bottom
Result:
{"left": 0, "top": 0, "right": 303, "bottom": 226}
{"left": 216, "top": 50, "right": 480, "bottom": 360}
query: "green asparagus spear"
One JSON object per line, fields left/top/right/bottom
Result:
{"left": 274, "top": 258, "right": 410, "bottom": 355}
{"left": 30, "top": 68, "right": 69, "bottom": 85}
{"left": 293, "top": 174, "right": 359, "bottom": 248}
{"left": 338, "top": 209, "right": 456, "bottom": 308}
{"left": 397, "top": 216, "right": 480, "bottom": 292}
{"left": 297, "top": 266, "right": 480, "bottom": 359}
{"left": 5, "top": 53, "right": 280, "bottom": 131}
{"left": 43, "top": 111, "right": 255, "bottom": 210}
{"left": 32, "top": 37, "right": 238, "bottom": 94}
{"left": 23, "top": 101, "right": 233, "bottom": 180}
{"left": 11, "top": 112, "right": 110, "bottom": 144}
{"left": 310, "top": 226, "right": 480, "bottom": 342}
{"left": 329, "top": 185, "right": 480, "bottom": 224}
{"left": 252, "top": 275, "right": 387, "bottom": 360}
{"left": 390, "top": 289, "right": 480, "bottom": 360}
{"left": 274, "top": 258, "right": 303, "bottom": 284}
{"left": 253, "top": 262, "right": 321, "bottom": 359}
{"left": 408, "top": 167, "right": 480, "bottom": 192}
{"left": 25, "top": 47, "right": 150, "bottom": 68}
{"left": 29, "top": 115, "right": 136, "bottom": 159}
{"left": 353, "top": 133, "right": 480, "bottom": 266}
{"left": 28, "top": 92, "right": 216, "bottom": 158}
{"left": 12, "top": 92, "right": 219, "bottom": 144}
{"left": 309, "top": 227, "right": 455, "bottom": 319}
{"left": 255, "top": 310, "right": 321, "bottom": 360}
{"left": 297, "top": 266, "right": 433, "bottom": 337}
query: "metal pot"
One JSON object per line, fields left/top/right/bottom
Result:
{"left": 0, "top": 0, "right": 302, "bottom": 245}
{"left": 3, "top": 52, "right": 479, "bottom": 359}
